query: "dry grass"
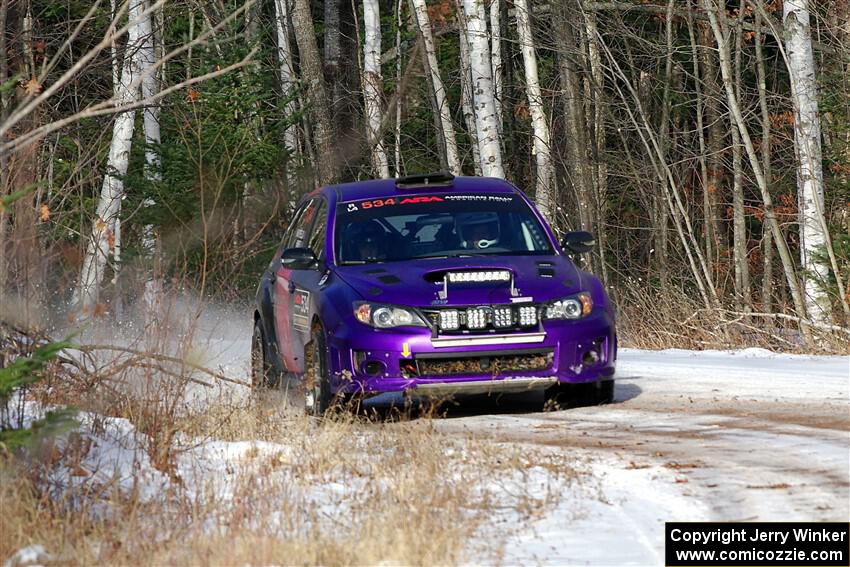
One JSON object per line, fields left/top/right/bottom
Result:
{"left": 616, "top": 283, "right": 850, "bottom": 353}
{"left": 2, "top": 376, "right": 583, "bottom": 566}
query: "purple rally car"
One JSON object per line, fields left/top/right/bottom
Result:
{"left": 252, "top": 173, "right": 616, "bottom": 415}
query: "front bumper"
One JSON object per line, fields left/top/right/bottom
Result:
{"left": 325, "top": 309, "right": 616, "bottom": 397}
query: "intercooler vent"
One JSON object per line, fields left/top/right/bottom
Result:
{"left": 416, "top": 350, "right": 553, "bottom": 376}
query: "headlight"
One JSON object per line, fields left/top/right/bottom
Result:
{"left": 544, "top": 292, "right": 593, "bottom": 320}
{"left": 353, "top": 302, "right": 428, "bottom": 329}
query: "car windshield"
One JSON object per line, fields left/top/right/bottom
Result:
{"left": 334, "top": 192, "right": 553, "bottom": 265}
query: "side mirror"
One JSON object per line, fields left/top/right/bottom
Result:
{"left": 561, "top": 231, "right": 596, "bottom": 254}
{"left": 280, "top": 247, "right": 318, "bottom": 270}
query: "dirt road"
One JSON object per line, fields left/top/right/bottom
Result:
{"left": 430, "top": 349, "right": 849, "bottom": 564}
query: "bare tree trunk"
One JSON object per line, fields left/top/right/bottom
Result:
{"left": 0, "top": 0, "right": 10, "bottom": 296}
{"left": 410, "top": 0, "right": 460, "bottom": 174}
{"left": 291, "top": 0, "right": 339, "bottom": 185}
{"left": 554, "top": 0, "right": 593, "bottom": 233}
{"left": 275, "top": 0, "right": 299, "bottom": 175}
{"left": 362, "top": 0, "right": 390, "bottom": 177}
{"left": 583, "top": 10, "right": 609, "bottom": 281}
{"left": 656, "top": 0, "right": 675, "bottom": 291}
{"left": 74, "top": 0, "right": 144, "bottom": 314}
{"left": 139, "top": 0, "right": 161, "bottom": 318}
{"left": 324, "top": 0, "right": 342, "bottom": 117}
{"left": 754, "top": 5, "right": 774, "bottom": 314}
{"left": 731, "top": 0, "right": 752, "bottom": 311}
{"left": 461, "top": 0, "right": 504, "bottom": 178}
{"left": 455, "top": 0, "right": 481, "bottom": 175}
{"left": 394, "top": 0, "right": 403, "bottom": 176}
{"left": 514, "top": 0, "right": 554, "bottom": 220}
{"left": 686, "top": 5, "right": 715, "bottom": 293}
{"left": 489, "top": 0, "right": 503, "bottom": 134}
{"left": 700, "top": 25, "right": 723, "bottom": 282}
{"left": 783, "top": 0, "right": 835, "bottom": 325}
{"left": 702, "top": 0, "right": 810, "bottom": 337}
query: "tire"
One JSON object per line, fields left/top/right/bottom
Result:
{"left": 543, "top": 380, "right": 615, "bottom": 410}
{"left": 595, "top": 380, "right": 615, "bottom": 404}
{"left": 251, "top": 319, "right": 280, "bottom": 388}
{"left": 304, "top": 326, "right": 333, "bottom": 416}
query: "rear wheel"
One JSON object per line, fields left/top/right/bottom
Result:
{"left": 251, "top": 319, "right": 280, "bottom": 388}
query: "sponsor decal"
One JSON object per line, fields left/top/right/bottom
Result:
{"left": 401, "top": 343, "right": 411, "bottom": 358}
{"left": 293, "top": 289, "right": 310, "bottom": 331}
{"left": 399, "top": 196, "right": 443, "bottom": 204}
{"left": 443, "top": 194, "right": 514, "bottom": 202}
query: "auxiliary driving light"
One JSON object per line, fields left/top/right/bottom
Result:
{"left": 466, "top": 307, "right": 488, "bottom": 329}
{"left": 518, "top": 305, "right": 538, "bottom": 327}
{"left": 493, "top": 306, "right": 512, "bottom": 328}
{"left": 439, "top": 309, "right": 460, "bottom": 330}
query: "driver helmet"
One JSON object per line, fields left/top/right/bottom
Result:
{"left": 345, "top": 220, "right": 386, "bottom": 260}
{"left": 455, "top": 212, "right": 500, "bottom": 250}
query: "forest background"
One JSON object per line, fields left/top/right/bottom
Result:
{"left": 1, "top": 0, "right": 848, "bottom": 351}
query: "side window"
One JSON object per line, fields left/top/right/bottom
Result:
{"left": 291, "top": 200, "right": 318, "bottom": 249}
{"left": 306, "top": 200, "right": 328, "bottom": 259}
{"left": 282, "top": 202, "right": 309, "bottom": 249}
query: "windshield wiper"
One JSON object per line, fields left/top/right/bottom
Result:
{"left": 340, "top": 259, "right": 385, "bottom": 266}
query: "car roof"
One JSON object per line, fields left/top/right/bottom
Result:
{"left": 321, "top": 175, "right": 521, "bottom": 204}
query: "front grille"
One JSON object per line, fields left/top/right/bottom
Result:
{"left": 422, "top": 305, "right": 539, "bottom": 333}
{"left": 416, "top": 350, "right": 553, "bottom": 376}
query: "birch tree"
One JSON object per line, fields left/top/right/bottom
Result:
{"left": 139, "top": 0, "right": 161, "bottom": 315}
{"left": 455, "top": 3, "right": 482, "bottom": 175}
{"left": 74, "top": 0, "right": 145, "bottom": 313}
{"left": 363, "top": 0, "right": 390, "bottom": 177}
{"left": 783, "top": 0, "right": 832, "bottom": 325}
{"left": 461, "top": 0, "right": 504, "bottom": 178}
{"left": 489, "top": 0, "right": 502, "bottom": 133}
{"left": 410, "top": 0, "right": 460, "bottom": 174}
{"left": 274, "top": 0, "right": 299, "bottom": 169}
{"left": 514, "top": 0, "right": 554, "bottom": 220}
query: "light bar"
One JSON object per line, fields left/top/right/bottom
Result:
{"left": 447, "top": 271, "right": 511, "bottom": 283}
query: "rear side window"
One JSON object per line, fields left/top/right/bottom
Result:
{"left": 290, "top": 200, "right": 318, "bottom": 249}
{"left": 306, "top": 200, "right": 328, "bottom": 259}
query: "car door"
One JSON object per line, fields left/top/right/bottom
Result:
{"left": 274, "top": 200, "right": 317, "bottom": 372}
{"left": 285, "top": 199, "right": 328, "bottom": 373}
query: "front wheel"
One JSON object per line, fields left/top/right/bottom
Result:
{"left": 543, "top": 380, "right": 615, "bottom": 410}
{"left": 304, "top": 326, "right": 333, "bottom": 416}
